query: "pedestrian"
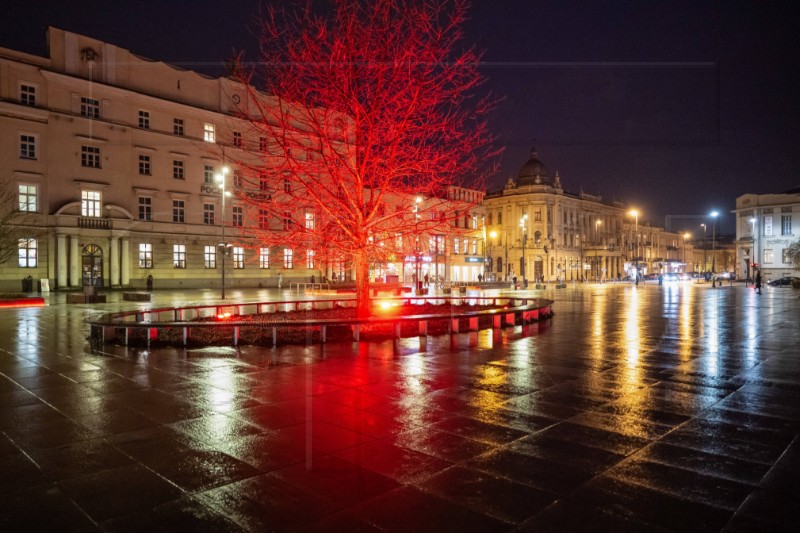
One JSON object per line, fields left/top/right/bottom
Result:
{"left": 755, "top": 270, "right": 762, "bottom": 294}
{"left": 311, "top": 274, "right": 315, "bottom": 284}
{"left": 423, "top": 273, "right": 429, "bottom": 287}
{"left": 278, "top": 273, "right": 283, "bottom": 290}
{"left": 478, "top": 273, "right": 483, "bottom": 283}
{"left": 512, "top": 275, "right": 518, "bottom": 289}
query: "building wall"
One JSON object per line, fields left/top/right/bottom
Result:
{"left": 734, "top": 192, "right": 800, "bottom": 280}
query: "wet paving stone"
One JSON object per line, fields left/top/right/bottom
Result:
{"left": 419, "top": 465, "right": 557, "bottom": 524}
{"left": 2, "top": 285, "right": 799, "bottom": 528}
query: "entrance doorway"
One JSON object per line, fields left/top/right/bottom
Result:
{"left": 534, "top": 257, "right": 543, "bottom": 282}
{"left": 82, "top": 244, "right": 103, "bottom": 287}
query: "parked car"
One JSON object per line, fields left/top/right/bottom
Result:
{"left": 767, "top": 276, "right": 800, "bottom": 287}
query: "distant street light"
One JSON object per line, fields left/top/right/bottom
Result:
{"left": 629, "top": 209, "right": 639, "bottom": 285}
{"left": 710, "top": 210, "right": 719, "bottom": 287}
{"left": 683, "top": 232, "right": 691, "bottom": 272}
{"left": 520, "top": 214, "right": 528, "bottom": 286}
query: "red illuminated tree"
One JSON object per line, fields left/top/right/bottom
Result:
{"left": 233, "top": 0, "right": 497, "bottom": 317}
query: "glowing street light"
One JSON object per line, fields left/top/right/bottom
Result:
{"left": 215, "top": 166, "right": 230, "bottom": 299}
{"left": 710, "top": 210, "right": 719, "bottom": 286}
{"left": 629, "top": 209, "right": 639, "bottom": 285}
{"left": 683, "top": 232, "right": 691, "bottom": 272}
{"left": 520, "top": 214, "right": 528, "bottom": 286}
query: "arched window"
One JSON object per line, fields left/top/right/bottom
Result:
{"left": 496, "top": 256, "right": 503, "bottom": 274}
{"left": 534, "top": 230, "right": 542, "bottom": 244}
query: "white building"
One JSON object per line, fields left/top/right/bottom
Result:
{"left": 733, "top": 190, "right": 800, "bottom": 280}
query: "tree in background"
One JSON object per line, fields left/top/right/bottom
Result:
{"left": 786, "top": 239, "right": 800, "bottom": 271}
{"left": 232, "top": 0, "right": 498, "bottom": 317}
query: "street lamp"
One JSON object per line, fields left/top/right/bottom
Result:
{"left": 683, "top": 232, "right": 690, "bottom": 272}
{"left": 710, "top": 211, "right": 719, "bottom": 285}
{"left": 699, "top": 223, "right": 708, "bottom": 272}
{"left": 520, "top": 214, "right": 528, "bottom": 286}
{"left": 629, "top": 209, "right": 639, "bottom": 285}
{"left": 215, "top": 166, "right": 230, "bottom": 299}
{"left": 595, "top": 219, "right": 602, "bottom": 281}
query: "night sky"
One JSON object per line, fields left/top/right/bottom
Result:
{"left": 3, "top": 1, "right": 798, "bottom": 234}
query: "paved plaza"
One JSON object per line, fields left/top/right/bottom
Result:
{"left": 1, "top": 283, "right": 798, "bottom": 531}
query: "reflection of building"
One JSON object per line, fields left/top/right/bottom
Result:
{"left": 733, "top": 191, "right": 800, "bottom": 280}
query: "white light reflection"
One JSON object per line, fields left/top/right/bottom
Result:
{"left": 702, "top": 291, "right": 720, "bottom": 376}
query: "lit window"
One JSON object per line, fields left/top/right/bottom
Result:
{"left": 283, "top": 248, "right": 293, "bottom": 269}
{"left": 138, "top": 110, "right": 150, "bottom": 129}
{"left": 232, "top": 246, "right": 244, "bottom": 269}
{"left": 472, "top": 239, "right": 477, "bottom": 255}
{"left": 138, "top": 154, "right": 151, "bottom": 175}
{"left": 204, "top": 246, "right": 216, "bottom": 268}
{"left": 204, "top": 165, "right": 214, "bottom": 183}
{"left": 173, "top": 160, "right": 184, "bottom": 180}
{"left": 763, "top": 249, "right": 774, "bottom": 264}
{"left": 138, "top": 243, "right": 153, "bottom": 268}
{"left": 172, "top": 200, "right": 185, "bottom": 223}
{"left": 259, "top": 248, "right": 269, "bottom": 269}
{"left": 19, "top": 184, "right": 38, "bottom": 212}
{"left": 232, "top": 206, "right": 243, "bottom": 227}
{"left": 81, "top": 145, "right": 101, "bottom": 168}
{"left": 173, "top": 244, "right": 186, "bottom": 268}
{"left": 203, "top": 203, "right": 215, "bottom": 225}
{"left": 80, "top": 97, "right": 100, "bottom": 119}
{"left": 305, "top": 212, "right": 315, "bottom": 230}
{"left": 173, "top": 118, "right": 184, "bottom": 136}
{"left": 233, "top": 131, "right": 242, "bottom": 148}
{"left": 138, "top": 197, "right": 152, "bottom": 221}
{"left": 204, "top": 123, "right": 215, "bottom": 143}
{"left": 18, "top": 238, "right": 37, "bottom": 267}
{"left": 283, "top": 211, "right": 292, "bottom": 230}
{"left": 20, "top": 83, "right": 36, "bottom": 106}
{"left": 19, "top": 134, "right": 36, "bottom": 159}
{"left": 307, "top": 249, "right": 315, "bottom": 269}
{"left": 81, "top": 190, "right": 101, "bottom": 217}
{"left": 233, "top": 169, "right": 243, "bottom": 188}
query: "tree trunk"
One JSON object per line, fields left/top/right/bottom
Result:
{"left": 353, "top": 250, "right": 372, "bottom": 318}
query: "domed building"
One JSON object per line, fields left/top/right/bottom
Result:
{"left": 483, "top": 148, "right": 628, "bottom": 283}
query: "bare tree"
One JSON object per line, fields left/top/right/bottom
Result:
{"left": 232, "top": 0, "right": 498, "bottom": 317}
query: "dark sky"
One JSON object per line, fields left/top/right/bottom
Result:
{"left": 3, "top": 1, "right": 798, "bottom": 234}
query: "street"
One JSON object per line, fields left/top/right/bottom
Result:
{"left": 1, "top": 283, "right": 798, "bottom": 531}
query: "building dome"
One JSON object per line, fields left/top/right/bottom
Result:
{"left": 517, "top": 147, "right": 550, "bottom": 185}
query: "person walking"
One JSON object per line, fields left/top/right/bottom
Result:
{"left": 755, "top": 270, "right": 762, "bottom": 295}
{"left": 278, "top": 273, "right": 283, "bottom": 290}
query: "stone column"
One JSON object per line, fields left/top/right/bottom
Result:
{"left": 109, "top": 236, "right": 120, "bottom": 287}
{"left": 120, "top": 238, "right": 130, "bottom": 287}
{"left": 69, "top": 236, "right": 80, "bottom": 287}
{"left": 56, "top": 234, "right": 68, "bottom": 289}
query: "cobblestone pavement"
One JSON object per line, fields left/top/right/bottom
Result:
{"left": 1, "top": 283, "right": 798, "bottom": 531}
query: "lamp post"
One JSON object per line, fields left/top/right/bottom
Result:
{"left": 215, "top": 166, "right": 230, "bottom": 299}
{"left": 595, "top": 219, "right": 602, "bottom": 281}
{"left": 629, "top": 209, "right": 639, "bottom": 285}
{"left": 699, "top": 223, "right": 707, "bottom": 272}
{"left": 710, "top": 210, "right": 719, "bottom": 287}
{"left": 683, "top": 232, "right": 690, "bottom": 273}
{"left": 748, "top": 217, "right": 756, "bottom": 281}
{"left": 520, "top": 214, "right": 528, "bottom": 287}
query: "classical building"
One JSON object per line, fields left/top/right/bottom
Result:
{"left": 733, "top": 190, "right": 800, "bottom": 280}
{"left": 0, "top": 28, "right": 486, "bottom": 292}
{"left": 484, "top": 149, "right": 625, "bottom": 283}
